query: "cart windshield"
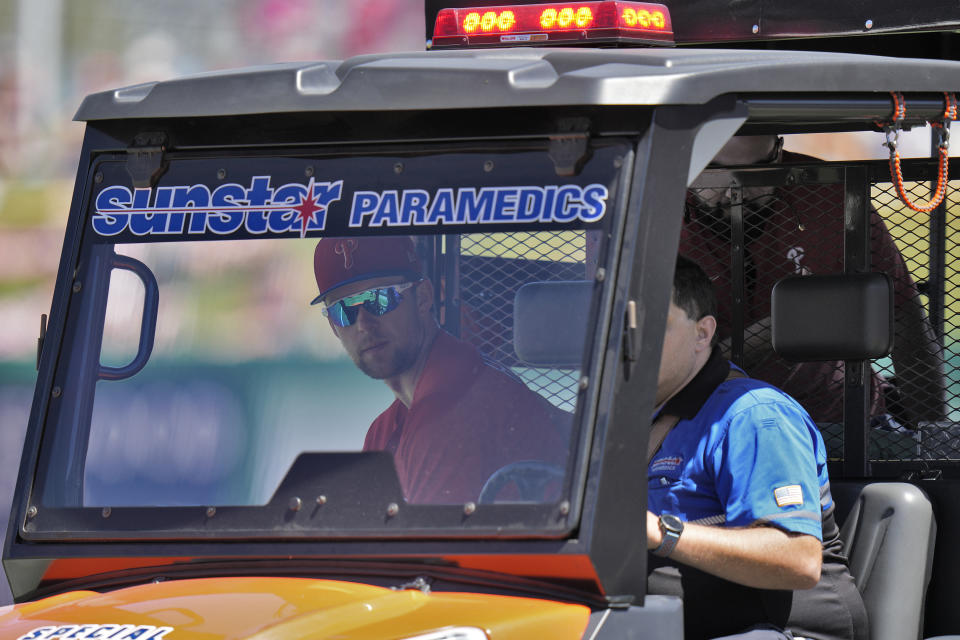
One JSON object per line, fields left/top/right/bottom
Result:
{"left": 25, "top": 140, "right": 627, "bottom": 540}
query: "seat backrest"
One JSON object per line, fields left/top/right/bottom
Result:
{"left": 839, "top": 482, "right": 936, "bottom": 640}
{"left": 771, "top": 272, "right": 893, "bottom": 361}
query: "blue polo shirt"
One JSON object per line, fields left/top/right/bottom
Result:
{"left": 649, "top": 348, "right": 829, "bottom": 540}
{"left": 646, "top": 348, "right": 868, "bottom": 640}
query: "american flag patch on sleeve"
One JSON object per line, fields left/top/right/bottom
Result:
{"left": 774, "top": 484, "right": 804, "bottom": 507}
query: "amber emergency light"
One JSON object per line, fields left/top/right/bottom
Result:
{"left": 432, "top": 1, "right": 674, "bottom": 48}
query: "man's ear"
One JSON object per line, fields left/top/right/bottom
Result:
{"left": 327, "top": 315, "right": 342, "bottom": 339}
{"left": 696, "top": 315, "right": 717, "bottom": 351}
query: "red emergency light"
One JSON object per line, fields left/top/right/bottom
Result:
{"left": 432, "top": 1, "right": 674, "bottom": 48}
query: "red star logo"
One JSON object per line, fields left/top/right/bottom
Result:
{"left": 292, "top": 178, "right": 324, "bottom": 239}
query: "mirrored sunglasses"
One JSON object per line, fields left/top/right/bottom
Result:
{"left": 321, "top": 281, "right": 419, "bottom": 327}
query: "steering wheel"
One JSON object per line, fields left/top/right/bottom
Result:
{"left": 478, "top": 460, "right": 565, "bottom": 504}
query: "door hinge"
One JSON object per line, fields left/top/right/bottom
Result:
{"left": 126, "top": 132, "right": 169, "bottom": 189}
{"left": 622, "top": 300, "right": 638, "bottom": 379}
{"left": 549, "top": 117, "right": 592, "bottom": 176}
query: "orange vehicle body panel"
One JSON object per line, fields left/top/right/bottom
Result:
{"left": 449, "top": 554, "right": 597, "bottom": 582}
{"left": 0, "top": 577, "right": 591, "bottom": 640}
{"left": 38, "top": 555, "right": 602, "bottom": 592}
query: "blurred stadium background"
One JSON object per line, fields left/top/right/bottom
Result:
{"left": 0, "top": 0, "right": 421, "bottom": 604}
{"left": 0, "top": 0, "right": 949, "bottom": 605}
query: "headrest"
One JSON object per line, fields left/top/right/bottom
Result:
{"left": 514, "top": 281, "right": 593, "bottom": 367}
{"left": 771, "top": 272, "right": 893, "bottom": 361}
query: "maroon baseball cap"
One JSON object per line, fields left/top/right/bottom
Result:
{"left": 310, "top": 236, "right": 424, "bottom": 305}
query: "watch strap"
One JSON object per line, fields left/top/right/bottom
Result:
{"left": 653, "top": 517, "right": 683, "bottom": 558}
{"left": 652, "top": 530, "right": 680, "bottom": 558}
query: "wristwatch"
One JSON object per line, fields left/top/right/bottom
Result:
{"left": 653, "top": 513, "right": 684, "bottom": 558}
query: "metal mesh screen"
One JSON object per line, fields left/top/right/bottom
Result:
{"left": 686, "top": 162, "right": 959, "bottom": 467}
{"left": 438, "top": 161, "right": 960, "bottom": 467}
{"left": 872, "top": 178, "right": 957, "bottom": 462}
{"left": 457, "top": 231, "right": 587, "bottom": 412}
{"left": 683, "top": 182, "right": 852, "bottom": 424}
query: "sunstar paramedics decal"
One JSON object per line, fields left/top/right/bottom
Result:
{"left": 18, "top": 624, "right": 174, "bottom": 640}
{"left": 91, "top": 177, "right": 608, "bottom": 239}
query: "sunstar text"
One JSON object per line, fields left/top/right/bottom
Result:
{"left": 92, "top": 177, "right": 343, "bottom": 238}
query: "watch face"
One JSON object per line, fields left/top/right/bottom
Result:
{"left": 661, "top": 514, "right": 684, "bottom": 532}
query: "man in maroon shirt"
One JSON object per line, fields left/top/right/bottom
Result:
{"left": 311, "top": 235, "right": 568, "bottom": 504}
{"left": 683, "top": 135, "right": 944, "bottom": 426}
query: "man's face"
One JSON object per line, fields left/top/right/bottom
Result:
{"left": 324, "top": 275, "right": 430, "bottom": 380}
{"left": 656, "top": 300, "right": 713, "bottom": 407}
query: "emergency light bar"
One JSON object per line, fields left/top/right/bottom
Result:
{"left": 432, "top": 1, "right": 673, "bottom": 49}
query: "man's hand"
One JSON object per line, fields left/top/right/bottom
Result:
{"left": 646, "top": 510, "right": 821, "bottom": 591}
